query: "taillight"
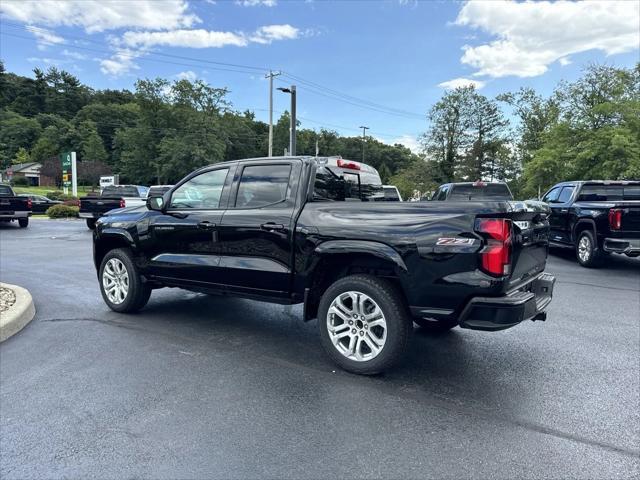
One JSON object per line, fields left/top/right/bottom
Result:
{"left": 27, "top": 198, "right": 32, "bottom": 210}
{"left": 337, "top": 159, "right": 361, "bottom": 170}
{"left": 608, "top": 208, "right": 622, "bottom": 230}
{"left": 120, "top": 198, "right": 126, "bottom": 208}
{"left": 475, "top": 218, "right": 512, "bottom": 277}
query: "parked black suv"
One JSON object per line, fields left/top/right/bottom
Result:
{"left": 542, "top": 181, "right": 640, "bottom": 266}
{"left": 92, "top": 156, "right": 555, "bottom": 374}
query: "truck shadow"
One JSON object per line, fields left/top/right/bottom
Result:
{"left": 137, "top": 291, "right": 543, "bottom": 415}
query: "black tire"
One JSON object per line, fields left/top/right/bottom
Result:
{"left": 99, "top": 248, "right": 151, "bottom": 313}
{"left": 86, "top": 218, "right": 97, "bottom": 230}
{"left": 576, "top": 230, "right": 602, "bottom": 268}
{"left": 18, "top": 217, "right": 28, "bottom": 228}
{"left": 413, "top": 317, "right": 458, "bottom": 333}
{"left": 317, "top": 274, "right": 411, "bottom": 375}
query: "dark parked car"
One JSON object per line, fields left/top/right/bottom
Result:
{"left": 0, "top": 184, "right": 32, "bottom": 228}
{"left": 429, "top": 181, "right": 513, "bottom": 201}
{"left": 542, "top": 180, "right": 640, "bottom": 266}
{"left": 79, "top": 185, "right": 149, "bottom": 230}
{"left": 92, "top": 156, "right": 555, "bottom": 374}
{"left": 19, "top": 194, "right": 62, "bottom": 213}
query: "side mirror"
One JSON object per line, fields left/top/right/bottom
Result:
{"left": 146, "top": 195, "right": 165, "bottom": 212}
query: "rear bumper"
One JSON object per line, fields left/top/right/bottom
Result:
{"left": 603, "top": 237, "right": 640, "bottom": 256}
{"left": 0, "top": 211, "right": 30, "bottom": 219}
{"left": 459, "top": 273, "right": 556, "bottom": 331}
{"left": 78, "top": 212, "right": 100, "bottom": 219}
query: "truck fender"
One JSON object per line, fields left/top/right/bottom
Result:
{"left": 313, "top": 240, "right": 408, "bottom": 272}
{"left": 99, "top": 228, "right": 136, "bottom": 247}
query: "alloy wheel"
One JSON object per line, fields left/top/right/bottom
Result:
{"left": 326, "top": 291, "right": 387, "bottom": 362}
{"left": 102, "top": 258, "right": 129, "bottom": 304}
{"left": 578, "top": 235, "right": 591, "bottom": 263}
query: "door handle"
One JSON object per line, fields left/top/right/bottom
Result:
{"left": 198, "top": 221, "right": 216, "bottom": 229}
{"left": 261, "top": 223, "right": 285, "bottom": 231}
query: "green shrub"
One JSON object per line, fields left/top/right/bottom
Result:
{"left": 46, "top": 204, "right": 79, "bottom": 218}
{"left": 12, "top": 177, "right": 29, "bottom": 186}
{"left": 47, "top": 191, "right": 79, "bottom": 202}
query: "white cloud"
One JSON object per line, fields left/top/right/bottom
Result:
{"left": 176, "top": 70, "right": 197, "bottom": 81}
{"left": 121, "top": 24, "right": 299, "bottom": 49}
{"left": 25, "top": 25, "right": 64, "bottom": 50}
{"left": 99, "top": 49, "right": 141, "bottom": 76}
{"left": 393, "top": 135, "right": 420, "bottom": 154}
{"left": 235, "top": 0, "right": 277, "bottom": 6}
{"left": 558, "top": 57, "right": 572, "bottom": 67}
{"left": 250, "top": 24, "right": 299, "bottom": 44}
{"left": 1, "top": 0, "right": 200, "bottom": 33}
{"left": 62, "top": 49, "right": 87, "bottom": 60}
{"left": 455, "top": 0, "right": 640, "bottom": 78}
{"left": 437, "top": 77, "right": 485, "bottom": 90}
{"left": 121, "top": 29, "right": 247, "bottom": 49}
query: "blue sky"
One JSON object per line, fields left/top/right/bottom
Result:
{"left": 1, "top": 0, "right": 638, "bottom": 151}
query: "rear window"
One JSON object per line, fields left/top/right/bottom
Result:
{"left": 448, "top": 184, "right": 512, "bottom": 200}
{"left": 313, "top": 167, "right": 383, "bottom": 202}
{"left": 0, "top": 185, "right": 14, "bottom": 196}
{"left": 577, "top": 184, "right": 640, "bottom": 201}
{"left": 102, "top": 186, "right": 140, "bottom": 197}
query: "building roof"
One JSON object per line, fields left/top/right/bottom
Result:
{"left": 4, "top": 162, "right": 41, "bottom": 173}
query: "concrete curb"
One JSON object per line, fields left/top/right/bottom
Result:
{"left": 0, "top": 282, "right": 36, "bottom": 342}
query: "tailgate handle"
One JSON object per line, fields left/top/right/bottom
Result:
{"left": 261, "top": 223, "right": 285, "bottom": 231}
{"left": 198, "top": 221, "right": 216, "bottom": 230}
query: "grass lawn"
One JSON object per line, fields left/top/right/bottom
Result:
{"left": 12, "top": 186, "right": 98, "bottom": 197}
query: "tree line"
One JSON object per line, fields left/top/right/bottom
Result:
{"left": 0, "top": 62, "right": 417, "bottom": 189}
{"left": 1, "top": 61, "right": 638, "bottom": 199}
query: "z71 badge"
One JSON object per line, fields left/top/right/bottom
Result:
{"left": 436, "top": 238, "right": 476, "bottom": 246}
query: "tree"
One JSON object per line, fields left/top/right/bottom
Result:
{"left": 79, "top": 121, "right": 108, "bottom": 163}
{"left": 0, "top": 111, "right": 42, "bottom": 168}
{"left": 12, "top": 147, "right": 31, "bottom": 165}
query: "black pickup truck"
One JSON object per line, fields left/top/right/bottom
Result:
{"left": 92, "top": 156, "right": 555, "bottom": 374}
{"left": 429, "top": 181, "right": 514, "bottom": 201}
{"left": 543, "top": 180, "right": 640, "bottom": 267}
{"left": 79, "top": 185, "right": 149, "bottom": 230}
{"left": 0, "top": 184, "right": 32, "bottom": 228}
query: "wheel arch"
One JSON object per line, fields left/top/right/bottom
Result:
{"left": 94, "top": 230, "right": 136, "bottom": 271}
{"left": 302, "top": 241, "right": 408, "bottom": 321}
{"left": 572, "top": 219, "right": 597, "bottom": 244}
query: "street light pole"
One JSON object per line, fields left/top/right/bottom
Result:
{"left": 277, "top": 85, "right": 297, "bottom": 156}
{"left": 359, "top": 125, "right": 369, "bottom": 162}
{"left": 265, "top": 70, "right": 281, "bottom": 157}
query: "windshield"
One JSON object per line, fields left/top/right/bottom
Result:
{"left": 449, "top": 184, "right": 512, "bottom": 200}
{"left": 577, "top": 184, "right": 640, "bottom": 201}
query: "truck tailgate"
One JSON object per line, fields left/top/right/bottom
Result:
{"left": 505, "top": 203, "right": 550, "bottom": 289}
{"left": 80, "top": 197, "right": 122, "bottom": 215}
{"left": 0, "top": 197, "right": 30, "bottom": 213}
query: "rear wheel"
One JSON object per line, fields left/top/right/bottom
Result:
{"left": 413, "top": 317, "right": 457, "bottom": 333}
{"left": 86, "top": 218, "right": 97, "bottom": 230}
{"left": 99, "top": 248, "right": 151, "bottom": 313}
{"left": 576, "top": 230, "right": 602, "bottom": 268}
{"left": 317, "top": 274, "right": 411, "bottom": 375}
{"left": 18, "top": 217, "right": 28, "bottom": 228}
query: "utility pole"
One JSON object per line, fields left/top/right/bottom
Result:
{"left": 277, "top": 85, "right": 297, "bottom": 156}
{"left": 265, "top": 70, "right": 281, "bottom": 157}
{"left": 359, "top": 126, "right": 369, "bottom": 162}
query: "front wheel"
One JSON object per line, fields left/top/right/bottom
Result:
{"left": 99, "top": 248, "right": 151, "bottom": 313}
{"left": 317, "top": 274, "right": 411, "bottom": 375}
{"left": 18, "top": 218, "right": 29, "bottom": 228}
{"left": 576, "top": 230, "right": 602, "bottom": 268}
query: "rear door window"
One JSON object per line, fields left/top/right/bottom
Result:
{"left": 557, "top": 186, "right": 575, "bottom": 203}
{"left": 235, "top": 164, "right": 291, "bottom": 208}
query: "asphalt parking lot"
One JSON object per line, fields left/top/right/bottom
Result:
{"left": 1, "top": 219, "right": 639, "bottom": 479}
